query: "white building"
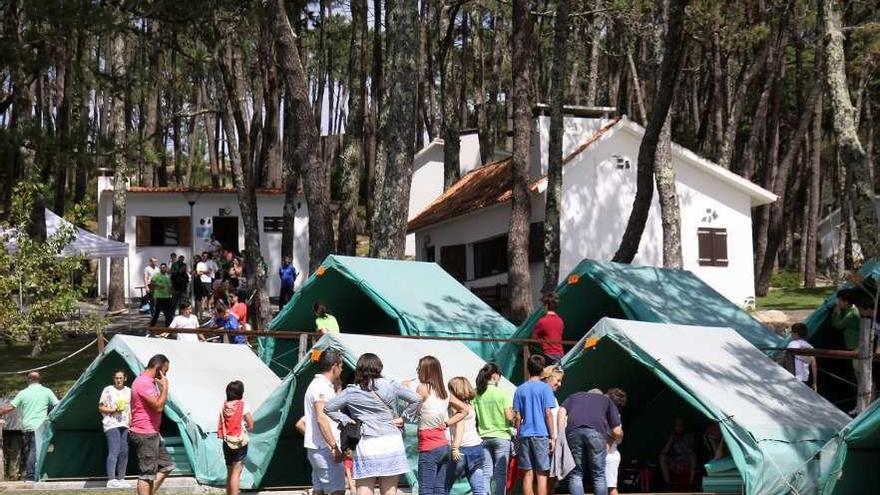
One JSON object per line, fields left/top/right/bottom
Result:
{"left": 407, "top": 131, "right": 509, "bottom": 257}
{"left": 407, "top": 115, "right": 777, "bottom": 307}
{"left": 96, "top": 171, "right": 309, "bottom": 302}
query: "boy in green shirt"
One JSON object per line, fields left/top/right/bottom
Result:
{"left": 149, "top": 263, "right": 174, "bottom": 327}
{"left": 0, "top": 372, "right": 60, "bottom": 480}
{"left": 832, "top": 289, "right": 861, "bottom": 351}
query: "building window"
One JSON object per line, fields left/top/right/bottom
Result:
{"left": 528, "top": 222, "right": 544, "bottom": 263}
{"left": 473, "top": 235, "right": 508, "bottom": 279}
{"left": 136, "top": 217, "right": 191, "bottom": 247}
{"left": 697, "top": 228, "right": 728, "bottom": 267}
{"left": 263, "top": 216, "right": 284, "bottom": 233}
{"left": 425, "top": 245, "right": 436, "bottom": 262}
{"left": 440, "top": 244, "right": 467, "bottom": 282}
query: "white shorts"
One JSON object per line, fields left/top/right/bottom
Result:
{"left": 605, "top": 449, "right": 621, "bottom": 488}
{"left": 307, "top": 448, "right": 346, "bottom": 493}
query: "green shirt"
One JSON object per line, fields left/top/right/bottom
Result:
{"left": 315, "top": 314, "right": 340, "bottom": 334}
{"left": 473, "top": 384, "right": 513, "bottom": 439}
{"left": 151, "top": 272, "right": 172, "bottom": 299}
{"left": 832, "top": 306, "right": 861, "bottom": 350}
{"left": 11, "top": 383, "right": 59, "bottom": 431}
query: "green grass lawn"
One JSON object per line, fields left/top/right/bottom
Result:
{"left": 0, "top": 336, "right": 98, "bottom": 398}
{"left": 756, "top": 286, "right": 833, "bottom": 310}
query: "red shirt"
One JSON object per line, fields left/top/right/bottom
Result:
{"left": 231, "top": 302, "right": 248, "bottom": 325}
{"left": 533, "top": 312, "right": 564, "bottom": 357}
{"left": 130, "top": 373, "right": 162, "bottom": 435}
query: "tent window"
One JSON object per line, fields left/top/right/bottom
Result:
{"left": 263, "top": 216, "right": 284, "bottom": 232}
{"left": 697, "top": 228, "right": 728, "bottom": 267}
{"left": 136, "top": 216, "right": 191, "bottom": 247}
{"left": 440, "top": 244, "right": 467, "bottom": 282}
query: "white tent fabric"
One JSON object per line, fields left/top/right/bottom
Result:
{"left": 2, "top": 209, "right": 129, "bottom": 259}
{"left": 327, "top": 333, "right": 516, "bottom": 391}
{"left": 108, "top": 335, "right": 280, "bottom": 431}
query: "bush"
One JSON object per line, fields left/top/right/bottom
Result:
{"left": 771, "top": 270, "right": 803, "bottom": 290}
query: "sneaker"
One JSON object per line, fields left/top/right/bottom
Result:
{"left": 107, "top": 479, "right": 127, "bottom": 488}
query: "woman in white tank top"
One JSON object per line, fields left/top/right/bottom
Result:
{"left": 415, "top": 356, "right": 466, "bottom": 495}
{"left": 447, "top": 377, "right": 488, "bottom": 495}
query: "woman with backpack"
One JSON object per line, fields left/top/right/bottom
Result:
{"left": 325, "top": 353, "right": 421, "bottom": 495}
{"left": 218, "top": 381, "right": 254, "bottom": 495}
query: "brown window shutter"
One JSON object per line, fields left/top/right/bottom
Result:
{"left": 178, "top": 216, "right": 192, "bottom": 247}
{"left": 440, "top": 244, "right": 467, "bottom": 282}
{"left": 136, "top": 217, "right": 151, "bottom": 247}
{"left": 713, "top": 229, "right": 728, "bottom": 267}
{"left": 697, "top": 228, "right": 713, "bottom": 266}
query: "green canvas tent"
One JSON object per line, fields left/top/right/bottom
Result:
{"left": 246, "top": 332, "right": 516, "bottom": 489}
{"left": 558, "top": 318, "right": 849, "bottom": 495}
{"left": 817, "top": 397, "right": 880, "bottom": 494}
{"left": 803, "top": 260, "right": 879, "bottom": 343}
{"left": 37, "top": 335, "right": 280, "bottom": 485}
{"left": 494, "top": 259, "right": 779, "bottom": 376}
{"left": 264, "top": 255, "right": 517, "bottom": 374}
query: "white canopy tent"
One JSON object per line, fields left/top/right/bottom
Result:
{"left": 2, "top": 209, "right": 129, "bottom": 259}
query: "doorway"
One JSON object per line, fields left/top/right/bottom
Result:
{"left": 212, "top": 216, "right": 240, "bottom": 253}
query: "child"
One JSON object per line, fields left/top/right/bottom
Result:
{"left": 343, "top": 448, "right": 357, "bottom": 495}
{"left": 218, "top": 381, "right": 254, "bottom": 495}
{"left": 447, "top": 376, "right": 487, "bottom": 495}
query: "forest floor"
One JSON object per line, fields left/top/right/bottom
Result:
{"left": 0, "top": 336, "right": 97, "bottom": 397}
{"left": 756, "top": 286, "right": 833, "bottom": 310}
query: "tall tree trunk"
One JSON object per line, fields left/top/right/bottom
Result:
{"left": 508, "top": 0, "right": 535, "bottom": 323}
{"left": 652, "top": 0, "right": 682, "bottom": 269}
{"left": 108, "top": 33, "right": 128, "bottom": 312}
{"left": 612, "top": 0, "right": 687, "bottom": 264}
{"left": 272, "top": 0, "right": 334, "bottom": 271}
{"left": 755, "top": 85, "right": 821, "bottom": 296}
{"left": 338, "top": 0, "right": 368, "bottom": 256}
{"left": 259, "top": 12, "right": 283, "bottom": 188}
{"left": 543, "top": 0, "right": 570, "bottom": 293}
{"left": 281, "top": 89, "right": 299, "bottom": 263}
{"left": 366, "top": 0, "right": 384, "bottom": 232}
{"left": 202, "top": 83, "right": 221, "bottom": 188}
{"left": 369, "top": 0, "right": 419, "bottom": 259}
{"left": 805, "top": 95, "right": 823, "bottom": 288}
{"left": 440, "top": 5, "right": 463, "bottom": 190}
{"left": 820, "top": 0, "right": 878, "bottom": 262}
{"left": 585, "top": 14, "right": 601, "bottom": 107}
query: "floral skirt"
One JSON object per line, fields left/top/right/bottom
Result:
{"left": 353, "top": 433, "right": 410, "bottom": 479}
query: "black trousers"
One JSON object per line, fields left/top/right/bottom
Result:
{"left": 279, "top": 286, "right": 294, "bottom": 308}
{"left": 150, "top": 298, "right": 174, "bottom": 327}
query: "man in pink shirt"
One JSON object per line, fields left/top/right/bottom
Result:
{"left": 129, "top": 355, "right": 175, "bottom": 495}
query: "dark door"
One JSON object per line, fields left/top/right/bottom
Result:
{"left": 212, "top": 216, "right": 240, "bottom": 253}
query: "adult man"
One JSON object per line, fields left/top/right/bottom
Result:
{"left": 168, "top": 253, "right": 178, "bottom": 271}
{"left": 195, "top": 254, "right": 211, "bottom": 319}
{"left": 529, "top": 292, "right": 565, "bottom": 365}
{"left": 786, "top": 323, "right": 817, "bottom": 390}
{"left": 279, "top": 256, "right": 297, "bottom": 308}
{"left": 208, "top": 235, "right": 223, "bottom": 257}
{"left": 210, "top": 303, "right": 245, "bottom": 344}
{"left": 170, "top": 254, "right": 186, "bottom": 277}
{"left": 170, "top": 261, "right": 190, "bottom": 310}
{"left": 557, "top": 389, "right": 623, "bottom": 495}
{"left": 513, "top": 355, "right": 556, "bottom": 495}
{"left": 204, "top": 253, "right": 219, "bottom": 292}
{"left": 169, "top": 303, "right": 202, "bottom": 342}
{"left": 130, "top": 354, "right": 174, "bottom": 495}
{"left": 832, "top": 289, "right": 861, "bottom": 353}
{"left": 0, "top": 372, "right": 59, "bottom": 481}
{"left": 303, "top": 350, "right": 345, "bottom": 495}
{"left": 142, "top": 258, "right": 160, "bottom": 313}
{"left": 149, "top": 264, "right": 174, "bottom": 328}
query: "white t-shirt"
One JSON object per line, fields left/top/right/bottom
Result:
{"left": 170, "top": 315, "right": 201, "bottom": 342}
{"left": 787, "top": 338, "right": 814, "bottom": 383}
{"left": 144, "top": 266, "right": 159, "bottom": 286}
{"left": 206, "top": 260, "right": 219, "bottom": 280}
{"left": 100, "top": 385, "right": 131, "bottom": 431}
{"left": 197, "top": 261, "right": 211, "bottom": 283}
{"left": 303, "top": 374, "right": 339, "bottom": 450}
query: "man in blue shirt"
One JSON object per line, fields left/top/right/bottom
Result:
{"left": 513, "top": 355, "right": 556, "bottom": 495}
{"left": 279, "top": 256, "right": 297, "bottom": 309}
{"left": 209, "top": 303, "right": 245, "bottom": 344}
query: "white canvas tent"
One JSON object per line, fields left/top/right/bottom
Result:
{"left": 2, "top": 209, "right": 129, "bottom": 259}
{"left": 38, "top": 335, "right": 280, "bottom": 485}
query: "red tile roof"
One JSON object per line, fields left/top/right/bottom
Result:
{"left": 407, "top": 118, "right": 620, "bottom": 232}
{"left": 128, "top": 186, "right": 286, "bottom": 195}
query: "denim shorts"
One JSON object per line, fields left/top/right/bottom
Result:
{"left": 307, "top": 447, "right": 346, "bottom": 492}
{"left": 517, "top": 436, "right": 550, "bottom": 472}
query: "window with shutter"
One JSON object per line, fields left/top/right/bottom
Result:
{"left": 136, "top": 217, "right": 151, "bottom": 247}
{"left": 697, "top": 228, "right": 728, "bottom": 267}
{"left": 178, "top": 216, "right": 192, "bottom": 247}
{"left": 135, "top": 217, "right": 188, "bottom": 247}
{"left": 440, "top": 244, "right": 467, "bottom": 282}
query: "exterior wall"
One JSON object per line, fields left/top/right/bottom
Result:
{"left": 98, "top": 187, "right": 309, "bottom": 302}
{"left": 415, "top": 124, "right": 762, "bottom": 306}
{"left": 406, "top": 133, "right": 484, "bottom": 257}
{"left": 531, "top": 115, "right": 612, "bottom": 179}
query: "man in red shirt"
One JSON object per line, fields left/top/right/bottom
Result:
{"left": 531, "top": 292, "right": 565, "bottom": 365}
{"left": 130, "top": 355, "right": 175, "bottom": 495}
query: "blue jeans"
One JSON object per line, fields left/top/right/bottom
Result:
{"left": 482, "top": 438, "right": 511, "bottom": 495}
{"left": 105, "top": 427, "right": 129, "bottom": 480}
{"left": 418, "top": 445, "right": 450, "bottom": 495}
{"left": 448, "top": 445, "right": 487, "bottom": 495}
{"left": 567, "top": 427, "right": 607, "bottom": 495}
